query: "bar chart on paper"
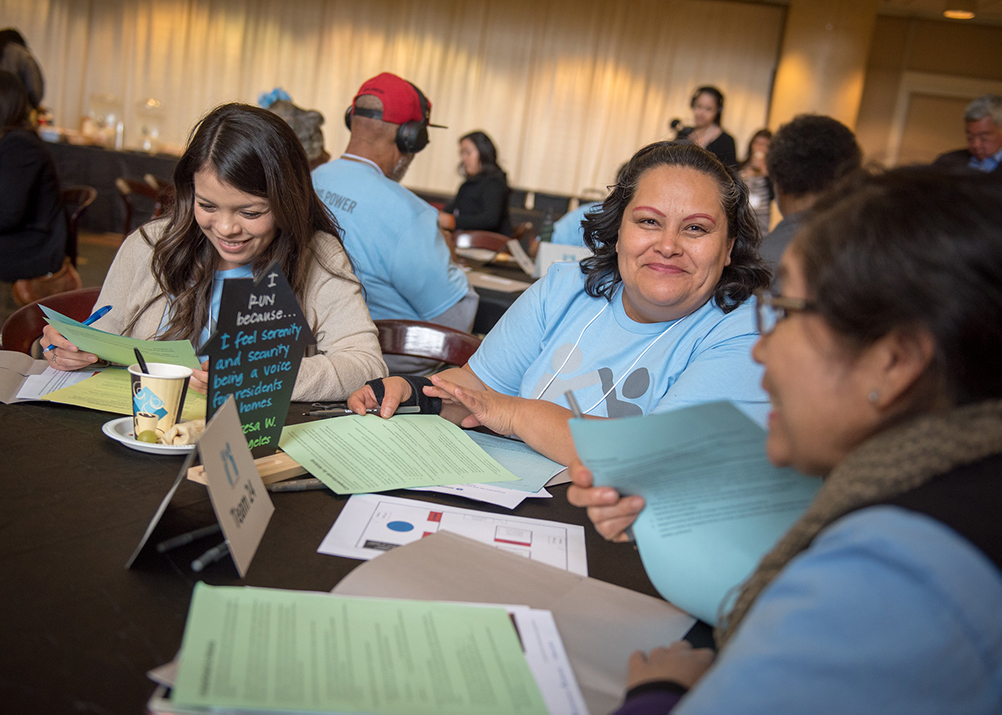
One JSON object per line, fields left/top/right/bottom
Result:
{"left": 319, "top": 494, "right": 588, "bottom": 575}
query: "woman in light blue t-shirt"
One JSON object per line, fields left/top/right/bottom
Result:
{"left": 348, "top": 142, "right": 771, "bottom": 465}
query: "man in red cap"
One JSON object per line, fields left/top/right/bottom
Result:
{"left": 312, "top": 72, "right": 476, "bottom": 373}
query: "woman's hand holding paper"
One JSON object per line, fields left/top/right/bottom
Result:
{"left": 41, "top": 324, "right": 99, "bottom": 371}
{"left": 626, "top": 641, "right": 716, "bottom": 690}
{"left": 189, "top": 360, "right": 210, "bottom": 395}
{"left": 567, "top": 458, "right": 645, "bottom": 542}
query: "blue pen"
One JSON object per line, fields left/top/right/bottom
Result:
{"left": 44, "top": 304, "right": 112, "bottom": 352}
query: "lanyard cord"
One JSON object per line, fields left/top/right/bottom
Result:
{"left": 341, "top": 153, "right": 384, "bottom": 177}
{"left": 533, "top": 300, "right": 689, "bottom": 415}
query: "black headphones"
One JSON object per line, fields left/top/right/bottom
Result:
{"left": 344, "top": 81, "right": 432, "bottom": 154}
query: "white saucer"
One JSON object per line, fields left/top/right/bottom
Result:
{"left": 101, "top": 416, "right": 196, "bottom": 455}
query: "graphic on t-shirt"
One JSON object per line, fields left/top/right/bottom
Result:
{"left": 533, "top": 343, "right": 653, "bottom": 417}
{"left": 532, "top": 343, "right": 601, "bottom": 402}
{"left": 598, "top": 366, "right": 649, "bottom": 418}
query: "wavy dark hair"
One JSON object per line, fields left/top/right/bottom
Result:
{"left": 458, "top": 130, "right": 504, "bottom": 177}
{"left": 794, "top": 165, "right": 1002, "bottom": 406}
{"left": 128, "top": 102, "right": 351, "bottom": 344}
{"left": 580, "top": 141, "right": 770, "bottom": 312}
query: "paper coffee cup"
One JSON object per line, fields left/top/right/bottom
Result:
{"left": 128, "top": 363, "right": 193, "bottom": 442}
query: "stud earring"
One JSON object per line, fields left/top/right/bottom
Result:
{"left": 868, "top": 389, "right": 880, "bottom": 404}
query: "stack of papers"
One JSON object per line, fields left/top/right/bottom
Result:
{"left": 150, "top": 583, "right": 585, "bottom": 714}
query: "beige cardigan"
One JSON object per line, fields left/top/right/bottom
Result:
{"left": 92, "top": 220, "right": 387, "bottom": 401}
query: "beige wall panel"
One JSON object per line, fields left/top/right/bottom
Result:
{"left": 769, "top": 0, "right": 879, "bottom": 129}
{"left": 856, "top": 16, "right": 1002, "bottom": 164}
{"left": 897, "top": 93, "right": 970, "bottom": 165}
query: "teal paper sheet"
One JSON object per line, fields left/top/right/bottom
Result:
{"left": 570, "top": 401, "right": 821, "bottom": 625}
{"left": 465, "top": 431, "right": 564, "bottom": 493}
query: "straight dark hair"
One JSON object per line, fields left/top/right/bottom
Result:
{"left": 0, "top": 70, "right": 30, "bottom": 136}
{"left": 796, "top": 166, "right": 1002, "bottom": 405}
{"left": 129, "top": 103, "right": 352, "bottom": 344}
{"left": 580, "top": 141, "right": 770, "bottom": 312}
{"left": 459, "top": 130, "right": 503, "bottom": 177}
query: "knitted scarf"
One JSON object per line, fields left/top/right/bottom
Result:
{"left": 715, "top": 398, "right": 1002, "bottom": 647}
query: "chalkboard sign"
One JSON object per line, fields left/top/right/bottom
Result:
{"left": 203, "top": 261, "right": 314, "bottom": 450}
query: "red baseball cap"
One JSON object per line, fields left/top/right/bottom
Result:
{"left": 352, "top": 72, "right": 431, "bottom": 125}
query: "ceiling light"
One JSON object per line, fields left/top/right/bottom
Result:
{"left": 943, "top": 0, "right": 976, "bottom": 19}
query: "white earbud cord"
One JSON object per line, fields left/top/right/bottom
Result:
{"left": 533, "top": 300, "right": 689, "bottom": 414}
{"left": 532, "top": 302, "right": 608, "bottom": 401}
{"left": 581, "top": 317, "right": 684, "bottom": 414}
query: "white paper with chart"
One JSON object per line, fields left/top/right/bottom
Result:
{"left": 320, "top": 493, "right": 588, "bottom": 575}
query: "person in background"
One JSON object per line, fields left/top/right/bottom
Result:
{"left": 572, "top": 166, "right": 1002, "bottom": 714}
{"left": 42, "top": 103, "right": 386, "bottom": 400}
{"left": 674, "top": 86, "right": 737, "bottom": 169}
{"left": 739, "top": 129, "right": 772, "bottom": 236}
{"left": 552, "top": 163, "right": 630, "bottom": 248}
{"left": 439, "top": 130, "right": 511, "bottom": 237}
{"left": 312, "top": 72, "right": 477, "bottom": 374}
{"left": 0, "top": 29, "right": 43, "bottom": 111}
{"left": 347, "top": 142, "right": 771, "bottom": 466}
{"left": 0, "top": 70, "right": 72, "bottom": 322}
{"left": 759, "top": 115, "right": 861, "bottom": 275}
{"left": 260, "top": 89, "right": 331, "bottom": 171}
{"left": 934, "top": 94, "right": 1002, "bottom": 175}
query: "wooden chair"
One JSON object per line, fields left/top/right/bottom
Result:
{"left": 374, "top": 320, "right": 481, "bottom": 368}
{"left": 1, "top": 286, "right": 101, "bottom": 355}
{"left": 61, "top": 186, "right": 98, "bottom": 267}
{"left": 454, "top": 230, "right": 511, "bottom": 253}
{"left": 116, "top": 176, "right": 173, "bottom": 236}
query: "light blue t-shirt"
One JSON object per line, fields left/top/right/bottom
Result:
{"left": 157, "top": 264, "right": 254, "bottom": 363}
{"left": 312, "top": 158, "right": 469, "bottom": 321}
{"left": 468, "top": 262, "right": 768, "bottom": 423}
{"left": 551, "top": 202, "right": 601, "bottom": 247}
{"left": 678, "top": 507, "right": 1002, "bottom": 714}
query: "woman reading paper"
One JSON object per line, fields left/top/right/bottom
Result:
{"left": 42, "top": 103, "right": 386, "bottom": 401}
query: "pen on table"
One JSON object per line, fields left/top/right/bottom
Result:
{"left": 267, "top": 478, "right": 329, "bottom": 493}
{"left": 564, "top": 389, "right": 584, "bottom": 419}
{"left": 191, "top": 541, "right": 229, "bottom": 572}
{"left": 302, "top": 405, "right": 422, "bottom": 417}
{"left": 155, "top": 524, "right": 222, "bottom": 554}
{"left": 44, "top": 304, "right": 111, "bottom": 352}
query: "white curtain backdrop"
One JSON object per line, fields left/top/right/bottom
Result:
{"left": 2, "top": 0, "right": 784, "bottom": 197}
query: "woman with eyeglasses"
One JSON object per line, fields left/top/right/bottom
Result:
{"left": 571, "top": 166, "right": 1002, "bottom": 713}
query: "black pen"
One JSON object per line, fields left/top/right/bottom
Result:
{"left": 303, "top": 406, "right": 421, "bottom": 417}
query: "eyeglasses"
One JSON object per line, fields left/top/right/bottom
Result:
{"left": 754, "top": 289, "right": 818, "bottom": 335}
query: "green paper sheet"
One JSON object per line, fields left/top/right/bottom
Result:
{"left": 172, "top": 583, "right": 547, "bottom": 715}
{"left": 41, "top": 305, "right": 201, "bottom": 369}
{"left": 40, "top": 367, "right": 206, "bottom": 422}
{"left": 570, "top": 401, "right": 821, "bottom": 626}
{"left": 279, "top": 415, "right": 519, "bottom": 494}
